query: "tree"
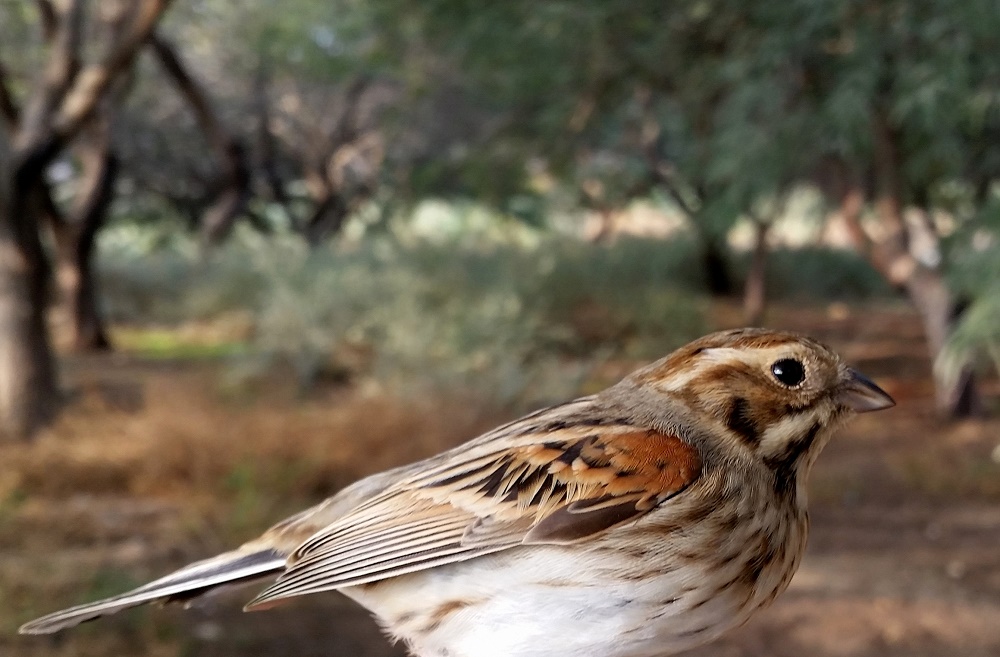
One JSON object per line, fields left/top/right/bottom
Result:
{"left": 0, "top": 0, "right": 172, "bottom": 439}
{"left": 364, "top": 0, "right": 1000, "bottom": 416}
{"left": 147, "top": 32, "right": 253, "bottom": 246}
{"left": 360, "top": 1, "right": 810, "bottom": 296}
{"left": 785, "top": 0, "right": 1000, "bottom": 416}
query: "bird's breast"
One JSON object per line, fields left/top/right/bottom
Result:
{"left": 343, "top": 498, "right": 808, "bottom": 657}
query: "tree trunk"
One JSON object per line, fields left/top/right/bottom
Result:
{"left": 51, "top": 149, "right": 117, "bottom": 351}
{"left": 838, "top": 108, "right": 979, "bottom": 418}
{"left": 199, "top": 140, "right": 252, "bottom": 246}
{"left": 304, "top": 192, "right": 350, "bottom": 246}
{"left": 701, "top": 234, "right": 734, "bottom": 297}
{"left": 743, "top": 220, "right": 769, "bottom": 325}
{"left": 842, "top": 191, "right": 977, "bottom": 416}
{"left": 0, "top": 0, "right": 172, "bottom": 438}
{"left": 253, "top": 64, "right": 302, "bottom": 232}
{"left": 900, "top": 267, "right": 978, "bottom": 415}
{"left": 0, "top": 173, "right": 59, "bottom": 440}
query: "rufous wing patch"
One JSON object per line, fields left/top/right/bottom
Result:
{"left": 246, "top": 425, "right": 701, "bottom": 608}
{"left": 519, "top": 429, "right": 702, "bottom": 544}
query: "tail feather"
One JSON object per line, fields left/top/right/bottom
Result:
{"left": 18, "top": 549, "right": 286, "bottom": 635}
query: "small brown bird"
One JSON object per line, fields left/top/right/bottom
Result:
{"left": 20, "top": 329, "right": 894, "bottom": 657}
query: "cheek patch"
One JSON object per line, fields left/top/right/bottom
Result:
{"left": 757, "top": 409, "right": 822, "bottom": 459}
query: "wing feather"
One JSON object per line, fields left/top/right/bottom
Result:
{"left": 247, "top": 401, "right": 701, "bottom": 610}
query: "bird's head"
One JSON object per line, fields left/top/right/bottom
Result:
{"left": 625, "top": 328, "right": 894, "bottom": 492}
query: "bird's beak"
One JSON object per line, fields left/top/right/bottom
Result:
{"left": 837, "top": 368, "right": 895, "bottom": 412}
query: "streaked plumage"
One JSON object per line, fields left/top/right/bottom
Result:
{"left": 19, "top": 328, "right": 894, "bottom": 657}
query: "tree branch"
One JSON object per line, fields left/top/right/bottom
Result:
{"left": 17, "top": 0, "right": 84, "bottom": 148}
{"left": 325, "top": 75, "right": 372, "bottom": 161}
{"left": 254, "top": 65, "right": 298, "bottom": 229}
{"left": 148, "top": 32, "right": 251, "bottom": 244}
{"left": 51, "top": 0, "right": 172, "bottom": 145}
{"left": 33, "top": 0, "right": 59, "bottom": 42}
{"left": 0, "top": 60, "right": 20, "bottom": 130}
{"left": 149, "top": 33, "right": 229, "bottom": 154}
{"left": 634, "top": 88, "right": 700, "bottom": 217}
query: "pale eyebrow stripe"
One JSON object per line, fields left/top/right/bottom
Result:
{"left": 700, "top": 347, "right": 747, "bottom": 364}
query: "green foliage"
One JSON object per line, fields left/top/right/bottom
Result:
{"left": 938, "top": 292, "right": 1000, "bottom": 384}
{"left": 939, "top": 212, "right": 1000, "bottom": 384}
{"left": 114, "top": 329, "right": 248, "bottom": 360}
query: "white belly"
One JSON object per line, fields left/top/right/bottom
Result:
{"left": 342, "top": 543, "right": 768, "bottom": 657}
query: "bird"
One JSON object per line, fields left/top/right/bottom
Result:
{"left": 20, "top": 328, "right": 895, "bottom": 657}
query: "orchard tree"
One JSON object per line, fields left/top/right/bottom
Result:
{"left": 364, "top": 0, "right": 1000, "bottom": 417}
{"left": 0, "top": 0, "right": 171, "bottom": 439}
{"left": 360, "top": 0, "right": 811, "bottom": 295}
{"left": 778, "top": 0, "right": 1000, "bottom": 415}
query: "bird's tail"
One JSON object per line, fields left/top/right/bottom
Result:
{"left": 18, "top": 548, "right": 286, "bottom": 635}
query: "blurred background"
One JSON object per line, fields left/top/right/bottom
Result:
{"left": 1, "top": 1, "right": 999, "bottom": 655}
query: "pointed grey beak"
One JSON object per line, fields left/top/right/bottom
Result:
{"left": 837, "top": 368, "right": 895, "bottom": 412}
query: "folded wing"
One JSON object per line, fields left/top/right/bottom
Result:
{"left": 247, "top": 419, "right": 701, "bottom": 608}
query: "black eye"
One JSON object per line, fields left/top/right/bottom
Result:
{"left": 771, "top": 359, "right": 805, "bottom": 387}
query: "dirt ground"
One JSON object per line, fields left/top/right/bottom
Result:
{"left": 3, "top": 302, "right": 1000, "bottom": 657}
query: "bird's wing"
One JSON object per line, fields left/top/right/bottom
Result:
{"left": 246, "top": 407, "right": 701, "bottom": 608}
{"left": 18, "top": 547, "right": 287, "bottom": 634}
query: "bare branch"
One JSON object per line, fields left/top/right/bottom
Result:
{"left": 148, "top": 32, "right": 251, "bottom": 244}
{"left": 34, "top": 0, "right": 58, "bottom": 42}
{"left": 46, "top": 0, "right": 84, "bottom": 98}
{"left": 148, "top": 33, "right": 229, "bottom": 154}
{"left": 323, "top": 75, "right": 372, "bottom": 160}
{"left": 660, "top": 176, "right": 691, "bottom": 213}
{"left": 254, "top": 66, "right": 299, "bottom": 229}
{"left": 635, "top": 88, "right": 699, "bottom": 217}
{"left": 837, "top": 185, "right": 871, "bottom": 251}
{"left": 18, "top": 0, "right": 84, "bottom": 146}
{"left": 52, "top": 0, "right": 173, "bottom": 142}
{"left": 0, "top": 60, "right": 20, "bottom": 130}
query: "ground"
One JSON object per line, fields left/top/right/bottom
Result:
{"left": 3, "top": 302, "right": 999, "bottom": 657}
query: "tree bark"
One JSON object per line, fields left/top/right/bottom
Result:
{"left": 304, "top": 190, "right": 350, "bottom": 246}
{"left": 50, "top": 128, "right": 117, "bottom": 351}
{"left": 299, "top": 76, "right": 375, "bottom": 245}
{"left": 0, "top": 162, "right": 59, "bottom": 440}
{"left": 637, "top": 90, "right": 735, "bottom": 297}
{"left": 0, "top": 61, "right": 20, "bottom": 129}
{"left": 743, "top": 219, "right": 769, "bottom": 325}
{"left": 701, "top": 234, "right": 734, "bottom": 297}
{"left": 0, "top": 0, "right": 173, "bottom": 438}
{"left": 254, "top": 65, "right": 299, "bottom": 231}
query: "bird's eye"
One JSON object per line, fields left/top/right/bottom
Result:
{"left": 771, "top": 358, "right": 805, "bottom": 387}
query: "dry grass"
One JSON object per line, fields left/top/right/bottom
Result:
{"left": 1, "top": 358, "right": 501, "bottom": 655}
{"left": 9, "top": 361, "right": 496, "bottom": 500}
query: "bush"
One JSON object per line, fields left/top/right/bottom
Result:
{"left": 938, "top": 228, "right": 1000, "bottom": 385}
{"left": 96, "top": 227, "right": 707, "bottom": 407}
{"left": 753, "top": 246, "right": 893, "bottom": 301}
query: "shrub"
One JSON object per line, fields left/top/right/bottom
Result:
{"left": 97, "top": 227, "right": 707, "bottom": 407}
